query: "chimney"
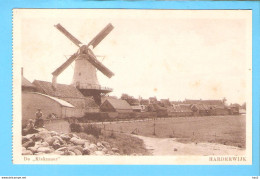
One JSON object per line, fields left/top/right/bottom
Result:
{"left": 52, "top": 75, "right": 57, "bottom": 90}
{"left": 21, "top": 67, "right": 23, "bottom": 77}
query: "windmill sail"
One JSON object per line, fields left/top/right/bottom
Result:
{"left": 87, "top": 49, "right": 114, "bottom": 78}
{"left": 87, "top": 23, "right": 114, "bottom": 49}
{"left": 55, "top": 24, "right": 82, "bottom": 47}
{"left": 52, "top": 53, "right": 78, "bottom": 76}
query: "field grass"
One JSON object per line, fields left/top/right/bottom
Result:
{"left": 96, "top": 115, "right": 246, "bottom": 148}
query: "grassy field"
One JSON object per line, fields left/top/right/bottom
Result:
{"left": 96, "top": 115, "right": 246, "bottom": 148}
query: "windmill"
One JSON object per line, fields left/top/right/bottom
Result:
{"left": 52, "top": 23, "right": 115, "bottom": 105}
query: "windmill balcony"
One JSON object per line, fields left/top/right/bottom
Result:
{"left": 76, "top": 83, "right": 113, "bottom": 92}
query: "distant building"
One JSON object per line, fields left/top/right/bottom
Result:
{"left": 184, "top": 99, "right": 224, "bottom": 106}
{"left": 22, "top": 76, "right": 36, "bottom": 92}
{"left": 229, "top": 104, "right": 240, "bottom": 115}
{"left": 131, "top": 105, "right": 142, "bottom": 112}
{"left": 160, "top": 99, "right": 171, "bottom": 107}
{"left": 100, "top": 98, "right": 133, "bottom": 113}
{"left": 190, "top": 103, "right": 229, "bottom": 116}
{"left": 121, "top": 94, "right": 140, "bottom": 106}
{"left": 190, "top": 104, "right": 211, "bottom": 116}
{"left": 149, "top": 97, "right": 158, "bottom": 104}
{"left": 101, "top": 95, "right": 118, "bottom": 104}
{"left": 140, "top": 99, "right": 149, "bottom": 105}
{"left": 170, "top": 101, "right": 184, "bottom": 105}
{"left": 168, "top": 104, "right": 193, "bottom": 117}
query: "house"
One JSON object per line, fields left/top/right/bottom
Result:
{"left": 33, "top": 80, "right": 99, "bottom": 112}
{"left": 131, "top": 105, "right": 142, "bottom": 112}
{"left": 149, "top": 97, "right": 158, "bottom": 104}
{"left": 100, "top": 98, "right": 133, "bottom": 113}
{"left": 22, "top": 76, "right": 36, "bottom": 92}
{"left": 101, "top": 95, "right": 118, "bottom": 104}
{"left": 168, "top": 104, "right": 193, "bottom": 117}
{"left": 121, "top": 94, "right": 140, "bottom": 106}
{"left": 22, "top": 92, "right": 80, "bottom": 127}
{"left": 212, "top": 106, "right": 229, "bottom": 115}
{"left": 147, "top": 103, "right": 167, "bottom": 117}
{"left": 160, "top": 99, "right": 171, "bottom": 107}
{"left": 170, "top": 101, "right": 184, "bottom": 105}
{"left": 190, "top": 104, "right": 211, "bottom": 116}
{"left": 229, "top": 104, "right": 240, "bottom": 115}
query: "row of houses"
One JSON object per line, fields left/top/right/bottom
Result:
{"left": 22, "top": 75, "right": 243, "bottom": 125}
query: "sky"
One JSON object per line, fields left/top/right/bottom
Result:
{"left": 16, "top": 9, "right": 251, "bottom": 105}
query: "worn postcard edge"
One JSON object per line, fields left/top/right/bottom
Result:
{"left": 12, "top": 9, "right": 252, "bottom": 165}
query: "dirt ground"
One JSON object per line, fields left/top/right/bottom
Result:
{"left": 135, "top": 135, "right": 245, "bottom": 156}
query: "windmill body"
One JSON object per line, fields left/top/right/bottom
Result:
{"left": 72, "top": 54, "right": 100, "bottom": 88}
{"left": 52, "top": 23, "right": 114, "bottom": 105}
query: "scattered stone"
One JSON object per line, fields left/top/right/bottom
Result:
{"left": 73, "top": 149, "right": 82, "bottom": 155}
{"left": 112, "top": 147, "right": 119, "bottom": 153}
{"left": 56, "top": 147, "right": 68, "bottom": 152}
{"left": 28, "top": 146, "right": 40, "bottom": 153}
{"left": 97, "top": 142, "right": 103, "bottom": 147}
{"left": 53, "top": 136, "right": 65, "bottom": 145}
{"left": 84, "top": 141, "right": 90, "bottom": 148}
{"left": 102, "top": 147, "right": 108, "bottom": 154}
{"left": 44, "top": 137, "right": 55, "bottom": 146}
{"left": 83, "top": 148, "right": 91, "bottom": 155}
{"left": 22, "top": 136, "right": 29, "bottom": 144}
{"left": 94, "top": 151, "right": 104, "bottom": 155}
{"left": 89, "top": 144, "right": 97, "bottom": 151}
{"left": 49, "top": 131, "right": 58, "bottom": 136}
{"left": 101, "top": 141, "right": 111, "bottom": 148}
{"left": 21, "top": 127, "right": 117, "bottom": 156}
{"left": 70, "top": 137, "right": 85, "bottom": 145}
{"left": 107, "top": 151, "right": 114, "bottom": 155}
{"left": 22, "top": 139, "right": 35, "bottom": 148}
{"left": 40, "top": 141, "right": 49, "bottom": 147}
{"left": 174, "top": 148, "right": 178, "bottom": 152}
{"left": 38, "top": 131, "right": 51, "bottom": 139}
{"left": 68, "top": 133, "right": 74, "bottom": 138}
{"left": 37, "top": 128, "right": 48, "bottom": 132}
{"left": 52, "top": 151, "right": 64, "bottom": 155}
{"left": 22, "top": 150, "right": 33, "bottom": 155}
{"left": 131, "top": 153, "right": 138, "bottom": 156}
{"left": 60, "top": 134, "right": 71, "bottom": 141}
{"left": 97, "top": 147, "right": 103, "bottom": 151}
{"left": 72, "top": 134, "right": 79, "bottom": 138}
{"left": 68, "top": 151, "right": 76, "bottom": 155}
{"left": 25, "top": 134, "right": 36, "bottom": 139}
{"left": 52, "top": 140, "right": 61, "bottom": 150}
{"left": 37, "top": 147, "right": 52, "bottom": 153}
{"left": 34, "top": 152, "right": 45, "bottom": 155}
{"left": 68, "top": 146, "right": 83, "bottom": 153}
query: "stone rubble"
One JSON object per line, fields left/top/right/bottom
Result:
{"left": 22, "top": 128, "right": 119, "bottom": 156}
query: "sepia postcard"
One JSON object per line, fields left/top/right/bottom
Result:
{"left": 12, "top": 9, "right": 252, "bottom": 165}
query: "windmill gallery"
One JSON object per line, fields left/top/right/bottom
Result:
{"left": 22, "top": 23, "right": 243, "bottom": 131}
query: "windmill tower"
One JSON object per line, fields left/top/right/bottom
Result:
{"left": 52, "top": 23, "right": 115, "bottom": 105}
